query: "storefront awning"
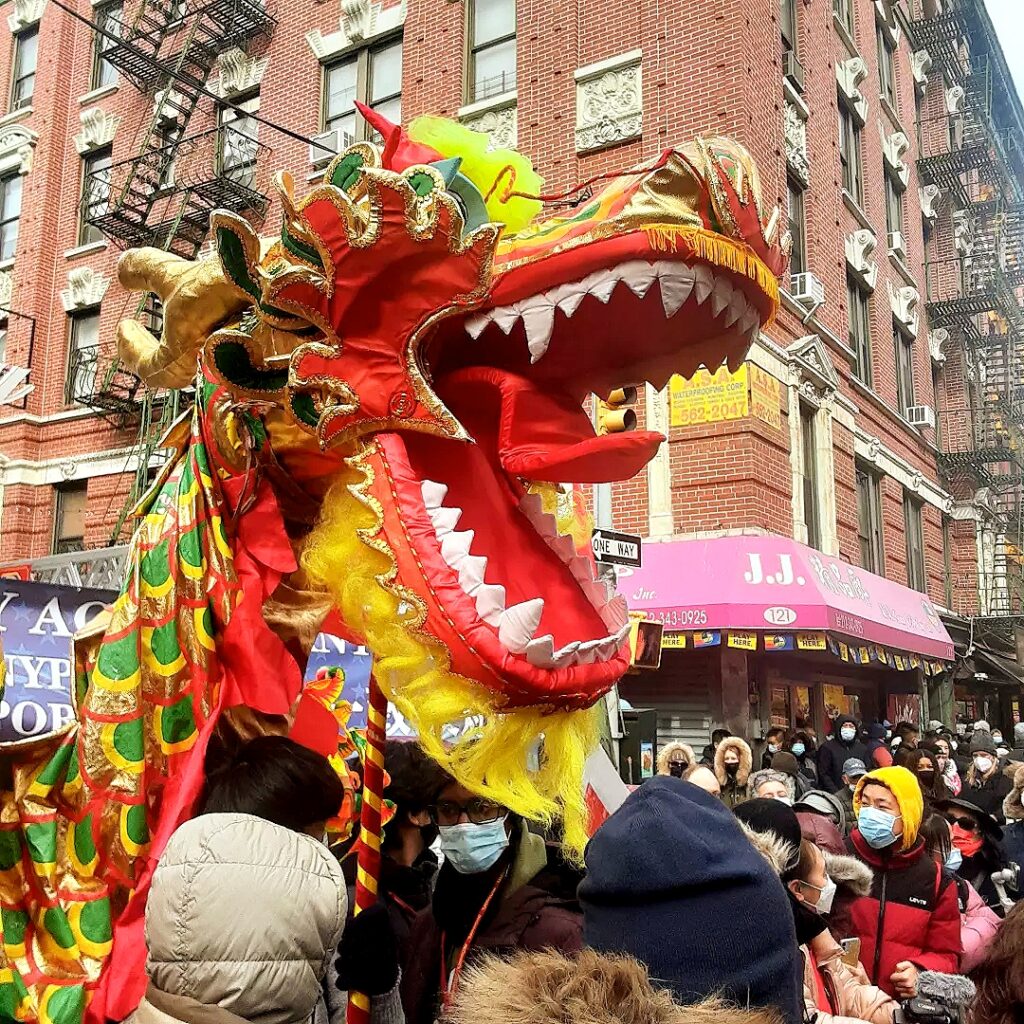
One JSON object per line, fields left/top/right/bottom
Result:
{"left": 622, "top": 534, "right": 954, "bottom": 661}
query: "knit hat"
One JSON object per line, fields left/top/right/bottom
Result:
{"left": 580, "top": 777, "right": 803, "bottom": 1024}
{"left": 853, "top": 766, "right": 924, "bottom": 851}
{"left": 971, "top": 732, "right": 998, "bottom": 756}
{"left": 733, "top": 798, "right": 802, "bottom": 874}
{"left": 974, "top": 720, "right": 991, "bottom": 733}
{"left": 771, "top": 751, "right": 800, "bottom": 778}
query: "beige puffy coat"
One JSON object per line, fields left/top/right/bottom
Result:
{"left": 128, "top": 813, "right": 346, "bottom": 1024}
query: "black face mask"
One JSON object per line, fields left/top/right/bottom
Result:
{"left": 918, "top": 771, "right": 936, "bottom": 790}
{"left": 725, "top": 762, "right": 740, "bottom": 777}
{"left": 669, "top": 762, "right": 686, "bottom": 778}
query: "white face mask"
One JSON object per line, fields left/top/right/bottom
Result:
{"left": 768, "top": 744, "right": 780, "bottom": 754}
{"left": 801, "top": 875, "right": 837, "bottom": 916}
{"left": 974, "top": 755, "right": 995, "bottom": 775}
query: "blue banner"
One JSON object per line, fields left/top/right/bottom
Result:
{"left": 0, "top": 580, "right": 114, "bottom": 747}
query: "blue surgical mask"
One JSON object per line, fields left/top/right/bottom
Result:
{"left": 438, "top": 817, "right": 509, "bottom": 874}
{"left": 945, "top": 847, "right": 963, "bottom": 872}
{"left": 858, "top": 806, "right": 902, "bottom": 849}
{"left": 792, "top": 743, "right": 806, "bottom": 757}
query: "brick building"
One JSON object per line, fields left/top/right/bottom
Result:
{"left": 0, "top": 0, "right": 1020, "bottom": 747}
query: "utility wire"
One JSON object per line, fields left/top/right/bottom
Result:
{"left": 47, "top": 0, "right": 318, "bottom": 149}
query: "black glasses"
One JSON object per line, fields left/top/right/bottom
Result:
{"left": 431, "top": 798, "right": 503, "bottom": 826}
{"left": 945, "top": 815, "right": 979, "bottom": 833}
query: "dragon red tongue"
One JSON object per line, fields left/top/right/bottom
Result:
{"left": 438, "top": 367, "right": 664, "bottom": 483}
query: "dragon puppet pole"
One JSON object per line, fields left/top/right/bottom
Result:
{"left": 347, "top": 673, "right": 388, "bottom": 1024}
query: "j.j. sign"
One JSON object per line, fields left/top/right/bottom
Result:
{"left": 0, "top": 581, "right": 113, "bottom": 747}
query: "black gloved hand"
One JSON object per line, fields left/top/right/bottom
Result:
{"left": 335, "top": 901, "right": 399, "bottom": 996}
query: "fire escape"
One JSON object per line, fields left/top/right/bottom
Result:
{"left": 72, "top": 0, "right": 276, "bottom": 538}
{"left": 917, "top": 0, "right": 1024, "bottom": 636}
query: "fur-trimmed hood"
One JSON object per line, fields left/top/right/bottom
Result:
{"left": 715, "top": 736, "right": 753, "bottom": 787}
{"left": 656, "top": 741, "right": 696, "bottom": 776}
{"left": 738, "top": 820, "right": 797, "bottom": 877}
{"left": 446, "top": 948, "right": 784, "bottom": 1024}
{"left": 1004, "top": 762, "right": 1024, "bottom": 822}
{"left": 822, "top": 851, "right": 873, "bottom": 898}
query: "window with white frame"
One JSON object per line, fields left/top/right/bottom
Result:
{"left": 800, "top": 403, "right": 822, "bottom": 550}
{"left": 838, "top": 99, "right": 863, "bottom": 202}
{"left": 788, "top": 176, "right": 807, "bottom": 277}
{"left": 834, "top": 0, "right": 854, "bottom": 35}
{"left": 323, "top": 38, "right": 402, "bottom": 141}
{"left": 847, "top": 273, "right": 872, "bottom": 387}
{"left": 66, "top": 308, "right": 99, "bottom": 405}
{"left": 52, "top": 482, "right": 87, "bottom": 554}
{"left": 894, "top": 320, "right": 916, "bottom": 415}
{"left": 468, "top": 0, "right": 516, "bottom": 103}
{"left": 79, "top": 146, "right": 112, "bottom": 246}
{"left": 218, "top": 93, "right": 259, "bottom": 186}
{"left": 877, "top": 23, "right": 897, "bottom": 110}
{"left": 903, "top": 491, "right": 926, "bottom": 592}
{"left": 856, "top": 462, "right": 884, "bottom": 574}
{"left": 92, "top": 2, "right": 122, "bottom": 91}
{"left": 0, "top": 173, "right": 22, "bottom": 262}
{"left": 11, "top": 27, "right": 38, "bottom": 110}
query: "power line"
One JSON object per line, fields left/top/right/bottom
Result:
{"left": 46, "top": 0, "right": 318, "bottom": 150}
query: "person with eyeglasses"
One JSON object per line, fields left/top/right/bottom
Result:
{"left": 935, "top": 795, "right": 1013, "bottom": 915}
{"left": 400, "top": 777, "right": 582, "bottom": 1024}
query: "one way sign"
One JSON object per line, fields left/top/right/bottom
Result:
{"left": 591, "top": 529, "right": 643, "bottom": 568}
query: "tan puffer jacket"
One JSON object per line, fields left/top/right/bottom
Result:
{"left": 129, "top": 813, "right": 346, "bottom": 1024}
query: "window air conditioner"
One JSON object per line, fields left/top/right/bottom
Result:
{"left": 888, "top": 230, "right": 907, "bottom": 260}
{"left": 309, "top": 128, "right": 355, "bottom": 169}
{"left": 790, "top": 272, "right": 826, "bottom": 311}
{"left": 906, "top": 404, "right": 936, "bottom": 429}
{"left": 782, "top": 51, "right": 806, "bottom": 94}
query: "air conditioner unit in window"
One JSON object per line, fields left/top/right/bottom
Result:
{"left": 906, "top": 404, "right": 936, "bottom": 429}
{"left": 888, "top": 230, "right": 907, "bottom": 259}
{"left": 782, "top": 50, "right": 806, "bottom": 94}
{"left": 309, "top": 128, "right": 355, "bottom": 169}
{"left": 790, "top": 272, "right": 825, "bottom": 311}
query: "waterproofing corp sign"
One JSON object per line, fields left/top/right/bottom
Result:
{"left": 0, "top": 581, "right": 113, "bottom": 747}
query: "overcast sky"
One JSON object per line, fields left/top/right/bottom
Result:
{"left": 986, "top": 0, "right": 1024, "bottom": 100}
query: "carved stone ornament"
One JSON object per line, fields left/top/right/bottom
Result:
{"left": 305, "top": 0, "right": 405, "bottom": 61}
{"left": 73, "top": 107, "right": 120, "bottom": 155}
{"left": 953, "top": 208, "right": 975, "bottom": 256}
{"left": 788, "top": 334, "right": 840, "bottom": 394}
{"left": 919, "top": 183, "right": 942, "bottom": 222}
{"left": 911, "top": 49, "right": 933, "bottom": 92}
{"left": 59, "top": 461, "right": 78, "bottom": 481}
{"left": 216, "top": 47, "right": 268, "bottom": 98}
{"left": 0, "top": 270, "right": 12, "bottom": 309}
{"left": 910, "top": 471, "right": 923, "bottom": 493}
{"left": 837, "top": 57, "right": 869, "bottom": 126}
{"left": 461, "top": 102, "right": 517, "bottom": 151}
{"left": 784, "top": 102, "right": 809, "bottom": 186}
{"left": 946, "top": 85, "right": 966, "bottom": 115}
{"left": 7, "top": 0, "right": 45, "bottom": 32}
{"left": 889, "top": 282, "right": 920, "bottom": 335}
{"left": 575, "top": 52, "right": 642, "bottom": 154}
{"left": 845, "top": 229, "right": 878, "bottom": 292}
{"left": 929, "top": 328, "right": 949, "bottom": 366}
{"left": 864, "top": 435, "right": 882, "bottom": 464}
{"left": 60, "top": 267, "right": 111, "bottom": 312}
{"left": 0, "top": 125, "right": 37, "bottom": 176}
{"left": 882, "top": 130, "right": 911, "bottom": 187}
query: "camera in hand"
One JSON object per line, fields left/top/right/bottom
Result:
{"left": 895, "top": 972, "right": 976, "bottom": 1024}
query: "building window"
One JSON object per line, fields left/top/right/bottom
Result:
{"left": 838, "top": 101, "right": 863, "bottom": 202}
{"left": 834, "top": 0, "right": 854, "bottom": 34}
{"left": 904, "top": 491, "right": 926, "bottom": 592}
{"left": 468, "top": 0, "right": 516, "bottom": 103}
{"left": 66, "top": 308, "right": 99, "bottom": 405}
{"left": 92, "top": 3, "right": 121, "bottom": 91}
{"left": 787, "top": 177, "right": 807, "bottom": 277}
{"left": 323, "top": 38, "right": 402, "bottom": 142}
{"left": 847, "top": 274, "right": 872, "bottom": 386}
{"left": 217, "top": 94, "right": 259, "bottom": 187}
{"left": 942, "top": 515, "right": 953, "bottom": 607}
{"left": 894, "top": 323, "right": 915, "bottom": 415}
{"left": 79, "top": 147, "right": 112, "bottom": 246}
{"left": 856, "top": 463, "right": 884, "bottom": 574}
{"left": 800, "top": 404, "right": 821, "bottom": 551}
{"left": 781, "top": 0, "right": 798, "bottom": 56}
{"left": 0, "top": 173, "right": 22, "bottom": 262}
{"left": 53, "top": 483, "right": 87, "bottom": 555}
{"left": 877, "top": 25, "right": 897, "bottom": 109}
{"left": 11, "top": 27, "right": 38, "bottom": 110}
{"left": 884, "top": 172, "right": 904, "bottom": 238}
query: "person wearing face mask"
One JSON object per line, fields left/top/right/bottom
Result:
{"left": 894, "top": 746, "right": 945, "bottom": 811}
{"left": 922, "top": 737, "right": 961, "bottom": 796}
{"left": 817, "top": 715, "right": 868, "bottom": 794}
{"left": 836, "top": 758, "right": 867, "bottom": 826}
{"left": 965, "top": 732, "right": 1013, "bottom": 824}
{"left": 836, "top": 766, "right": 961, "bottom": 999}
{"left": 920, "top": 812, "right": 1000, "bottom": 970}
{"left": 761, "top": 727, "right": 788, "bottom": 770}
{"left": 750, "top": 768, "right": 795, "bottom": 804}
{"left": 935, "top": 795, "right": 1011, "bottom": 914}
{"left": 714, "top": 735, "right": 753, "bottom": 808}
{"left": 788, "top": 732, "right": 819, "bottom": 789}
{"left": 401, "top": 778, "right": 582, "bottom": 1024}
{"left": 656, "top": 740, "right": 697, "bottom": 779}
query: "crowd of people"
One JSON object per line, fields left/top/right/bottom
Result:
{"left": 124, "top": 716, "right": 1024, "bottom": 1024}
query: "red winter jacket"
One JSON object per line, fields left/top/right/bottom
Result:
{"left": 839, "top": 830, "right": 961, "bottom": 996}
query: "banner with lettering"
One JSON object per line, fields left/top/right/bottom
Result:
{"left": 0, "top": 580, "right": 113, "bottom": 747}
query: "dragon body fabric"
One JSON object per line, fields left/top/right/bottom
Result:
{"left": 0, "top": 108, "right": 787, "bottom": 1022}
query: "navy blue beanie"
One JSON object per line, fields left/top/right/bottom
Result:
{"left": 579, "top": 776, "right": 803, "bottom": 1024}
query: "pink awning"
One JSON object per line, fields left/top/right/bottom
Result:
{"left": 622, "top": 534, "right": 954, "bottom": 661}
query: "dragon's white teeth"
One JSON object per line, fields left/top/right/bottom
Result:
{"left": 710, "top": 279, "right": 733, "bottom": 317}
{"left": 440, "top": 529, "right": 474, "bottom": 566}
{"left": 694, "top": 265, "right": 715, "bottom": 304}
{"left": 498, "top": 598, "right": 545, "bottom": 653}
{"left": 421, "top": 480, "right": 448, "bottom": 510}
{"left": 464, "top": 314, "right": 490, "bottom": 339}
{"left": 568, "top": 554, "right": 596, "bottom": 583}
{"left": 428, "top": 505, "right": 461, "bottom": 535}
{"left": 493, "top": 307, "right": 522, "bottom": 335}
{"left": 557, "top": 289, "right": 586, "bottom": 317}
{"left": 589, "top": 272, "right": 620, "bottom": 303}
{"left": 522, "top": 303, "right": 556, "bottom": 363}
{"left": 458, "top": 554, "right": 488, "bottom": 593}
{"left": 620, "top": 261, "right": 658, "bottom": 298}
{"left": 658, "top": 266, "right": 694, "bottom": 318}
{"left": 547, "top": 531, "right": 577, "bottom": 563}
{"left": 525, "top": 634, "right": 555, "bottom": 667}
{"left": 475, "top": 583, "right": 506, "bottom": 626}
